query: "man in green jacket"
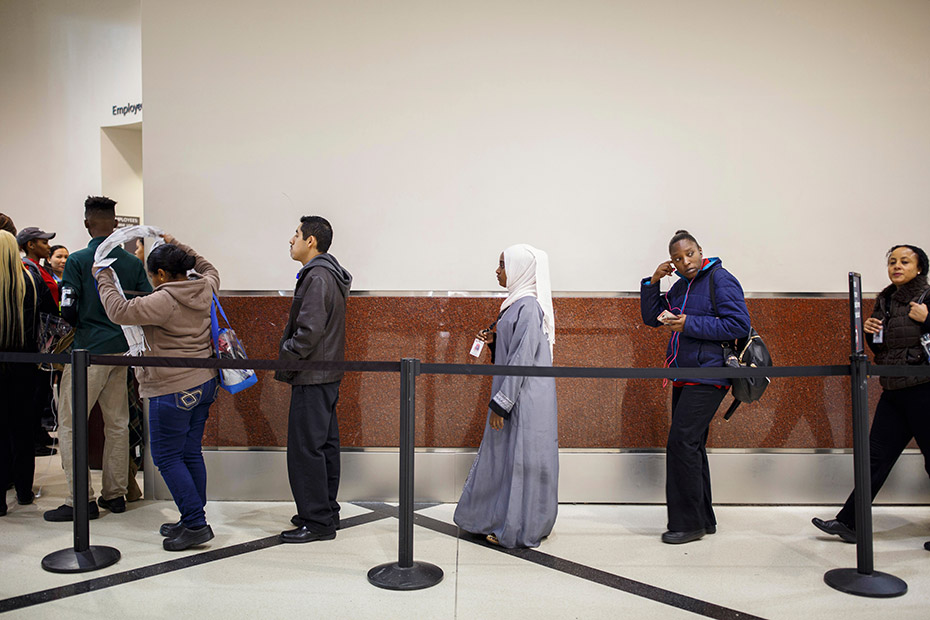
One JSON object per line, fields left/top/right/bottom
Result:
{"left": 44, "top": 196, "right": 152, "bottom": 521}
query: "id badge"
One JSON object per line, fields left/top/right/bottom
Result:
{"left": 873, "top": 328, "right": 883, "bottom": 344}
{"left": 469, "top": 338, "right": 485, "bottom": 358}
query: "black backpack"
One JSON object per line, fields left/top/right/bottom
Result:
{"left": 708, "top": 270, "right": 773, "bottom": 420}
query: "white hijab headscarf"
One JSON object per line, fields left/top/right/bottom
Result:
{"left": 500, "top": 244, "right": 555, "bottom": 355}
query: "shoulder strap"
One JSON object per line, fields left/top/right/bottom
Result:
{"left": 210, "top": 294, "right": 231, "bottom": 349}
{"left": 708, "top": 268, "right": 718, "bottom": 317}
{"left": 723, "top": 399, "right": 740, "bottom": 420}
{"left": 212, "top": 294, "right": 231, "bottom": 327}
{"left": 918, "top": 288, "right": 930, "bottom": 305}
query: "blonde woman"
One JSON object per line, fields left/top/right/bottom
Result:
{"left": 0, "top": 230, "right": 55, "bottom": 516}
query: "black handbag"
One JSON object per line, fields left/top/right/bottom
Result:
{"left": 708, "top": 270, "right": 773, "bottom": 420}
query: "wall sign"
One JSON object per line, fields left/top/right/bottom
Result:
{"left": 112, "top": 102, "right": 142, "bottom": 116}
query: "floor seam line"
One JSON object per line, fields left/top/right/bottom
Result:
{"left": 0, "top": 506, "right": 392, "bottom": 614}
{"left": 409, "top": 511, "right": 768, "bottom": 620}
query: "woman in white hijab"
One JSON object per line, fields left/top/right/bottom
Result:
{"left": 453, "top": 244, "right": 559, "bottom": 548}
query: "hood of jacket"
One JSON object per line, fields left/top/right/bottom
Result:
{"left": 674, "top": 256, "right": 721, "bottom": 281}
{"left": 301, "top": 252, "right": 352, "bottom": 297}
{"left": 156, "top": 275, "right": 214, "bottom": 311}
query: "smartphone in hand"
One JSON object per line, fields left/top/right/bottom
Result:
{"left": 657, "top": 310, "right": 678, "bottom": 324}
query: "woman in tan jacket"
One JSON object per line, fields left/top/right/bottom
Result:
{"left": 95, "top": 235, "right": 219, "bottom": 551}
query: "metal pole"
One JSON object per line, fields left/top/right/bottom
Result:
{"left": 398, "top": 357, "right": 416, "bottom": 568}
{"left": 42, "top": 350, "right": 121, "bottom": 573}
{"left": 72, "top": 348, "right": 90, "bottom": 552}
{"left": 823, "top": 274, "right": 906, "bottom": 597}
{"left": 850, "top": 351, "right": 873, "bottom": 574}
{"left": 368, "top": 358, "right": 443, "bottom": 590}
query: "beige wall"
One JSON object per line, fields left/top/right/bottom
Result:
{"left": 141, "top": 0, "right": 930, "bottom": 292}
{"left": 3, "top": 1, "right": 929, "bottom": 291}
{"left": 0, "top": 0, "right": 141, "bottom": 252}
{"left": 101, "top": 124, "right": 143, "bottom": 222}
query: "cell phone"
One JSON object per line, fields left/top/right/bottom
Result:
{"left": 657, "top": 310, "right": 678, "bottom": 324}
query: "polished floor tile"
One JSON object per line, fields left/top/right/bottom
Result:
{"left": 2, "top": 452, "right": 929, "bottom": 619}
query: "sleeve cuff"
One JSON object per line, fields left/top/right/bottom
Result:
{"left": 488, "top": 399, "right": 510, "bottom": 419}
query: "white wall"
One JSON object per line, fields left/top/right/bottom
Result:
{"left": 3, "top": 1, "right": 928, "bottom": 292}
{"left": 101, "top": 124, "right": 143, "bottom": 222}
{"left": 0, "top": 0, "right": 141, "bottom": 252}
{"left": 141, "top": 0, "right": 930, "bottom": 293}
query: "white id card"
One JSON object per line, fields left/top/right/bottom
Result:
{"left": 873, "top": 328, "right": 883, "bottom": 344}
{"left": 469, "top": 338, "right": 485, "bottom": 358}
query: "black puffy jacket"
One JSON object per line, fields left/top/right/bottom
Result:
{"left": 867, "top": 275, "right": 930, "bottom": 390}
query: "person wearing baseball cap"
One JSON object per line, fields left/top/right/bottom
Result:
{"left": 18, "top": 227, "right": 60, "bottom": 306}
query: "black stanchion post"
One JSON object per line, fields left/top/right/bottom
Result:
{"left": 42, "top": 349, "right": 121, "bottom": 574}
{"left": 368, "top": 358, "right": 443, "bottom": 590}
{"left": 823, "top": 274, "right": 906, "bottom": 597}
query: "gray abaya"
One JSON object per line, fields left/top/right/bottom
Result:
{"left": 453, "top": 296, "right": 559, "bottom": 548}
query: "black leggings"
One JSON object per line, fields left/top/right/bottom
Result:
{"left": 836, "top": 381, "right": 930, "bottom": 528}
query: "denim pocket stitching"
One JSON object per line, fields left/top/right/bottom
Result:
{"left": 176, "top": 388, "right": 203, "bottom": 411}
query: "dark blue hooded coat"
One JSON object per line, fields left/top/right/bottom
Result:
{"left": 640, "top": 257, "right": 751, "bottom": 387}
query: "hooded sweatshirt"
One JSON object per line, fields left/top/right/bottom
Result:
{"left": 275, "top": 252, "right": 352, "bottom": 386}
{"left": 94, "top": 241, "right": 219, "bottom": 398}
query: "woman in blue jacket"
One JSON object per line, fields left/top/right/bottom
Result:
{"left": 641, "top": 230, "right": 751, "bottom": 544}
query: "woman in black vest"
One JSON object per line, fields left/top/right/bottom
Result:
{"left": 812, "top": 244, "right": 930, "bottom": 548}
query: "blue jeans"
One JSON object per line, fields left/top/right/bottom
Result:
{"left": 149, "top": 378, "right": 218, "bottom": 528}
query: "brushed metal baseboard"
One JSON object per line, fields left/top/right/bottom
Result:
{"left": 145, "top": 449, "right": 930, "bottom": 505}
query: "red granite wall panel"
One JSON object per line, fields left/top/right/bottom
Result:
{"left": 203, "top": 296, "right": 877, "bottom": 449}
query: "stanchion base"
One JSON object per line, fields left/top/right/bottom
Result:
{"left": 824, "top": 568, "right": 907, "bottom": 598}
{"left": 42, "top": 546, "right": 121, "bottom": 574}
{"left": 368, "top": 561, "right": 444, "bottom": 591}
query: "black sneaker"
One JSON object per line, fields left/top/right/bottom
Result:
{"left": 160, "top": 521, "right": 183, "bottom": 537}
{"left": 34, "top": 445, "right": 57, "bottom": 457}
{"left": 97, "top": 496, "right": 126, "bottom": 513}
{"left": 164, "top": 525, "right": 214, "bottom": 551}
{"left": 44, "top": 501, "right": 99, "bottom": 522}
{"left": 17, "top": 491, "right": 35, "bottom": 505}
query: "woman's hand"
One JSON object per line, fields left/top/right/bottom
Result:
{"left": 476, "top": 329, "right": 495, "bottom": 344}
{"left": 664, "top": 313, "right": 687, "bottom": 333}
{"left": 650, "top": 260, "right": 675, "bottom": 285}
{"left": 908, "top": 302, "right": 929, "bottom": 324}
{"left": 489, "top": 412, "right": 504, "bottom": 431}
{"left": 864, "top": 317, "right": 883, "bottom": 335}
{"left": 91, "top": 264, "right": 112, "bottom": 279}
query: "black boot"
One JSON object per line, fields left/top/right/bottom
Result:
{"left": 163, "top": 525, "right": 214, "bottom": 551}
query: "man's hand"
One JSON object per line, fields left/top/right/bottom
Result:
{"left": 489, "top": 412, "right": 504, "bottom": 431}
